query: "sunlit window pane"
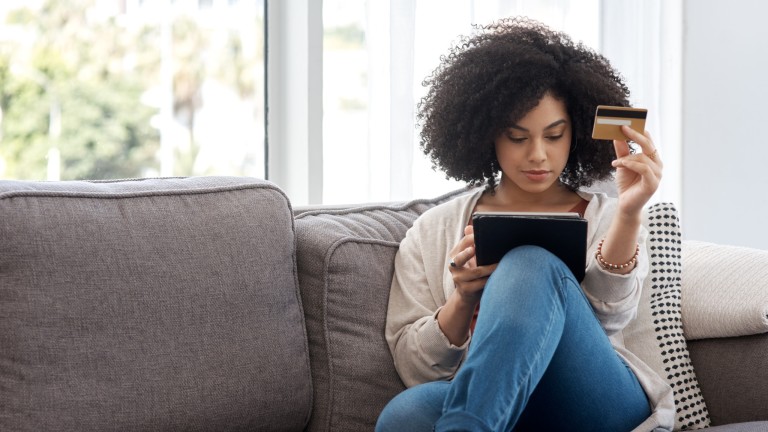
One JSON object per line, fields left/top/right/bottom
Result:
{"left": 322, "top": 0, "right": 370, "bottom": 204}
{"left": 0, "top": 0, "right": 265, "bottom": 181}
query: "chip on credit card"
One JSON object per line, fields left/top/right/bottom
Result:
{"left": 591, "top": 105, "right": 647, "bottom": 141}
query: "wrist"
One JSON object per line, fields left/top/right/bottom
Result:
{"left": 437, "top": 291, "right": 479, "bottom": 346}
{"left": 596, "top": 238, "right": 639, "bottom": 272}
{"left": 450, "top": 290, "right": 480, "bottom": 312}
{"left": 614, "top": 208, "right": 642, "bottom": 227}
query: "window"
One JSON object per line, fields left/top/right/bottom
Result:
{"left": 3, "top": 0, "right": 681, "bottom": 209}
{"left": 0, "top": 0, "right": 265, "bottom": 181}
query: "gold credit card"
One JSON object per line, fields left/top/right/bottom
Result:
{"left": 591, "top": 105, "right": 647, "bottom": 141}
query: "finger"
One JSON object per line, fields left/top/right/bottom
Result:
{"left": 452, "top": 261, "right": 496, "bottom": 283}
{"left": 644, "top": 146, "right": 663, "bottom": 168}
{"left": 450, "top": 246, "right": 475, "bottom": 268}
{"left": 613, "top": 153, "right": 663, "bottom": 177}
{"left": 450, "top": 232, "right": 475, "bottom": 256}
{"left": 470, "top": 262, "right": 497, "bottom": 277}
{"left": 613, "top": 153, "right": 659, "bottom": 171}
{"left": 453, "top": 265, "right": 497, "bottom": 289}
{"left": 613, "top": 139, "right": 631, "bottom": 159}
{"left": 464, "top": 225, "right": 474, "bottom": 236}
{"left": 621, "top": 126, "right": 657, "bottom": 156}
{"left": 643, "top": 129, "right": 654, "bottom": 142}
{"left": 613, "top": 159, "right": 662, "bottom": 184}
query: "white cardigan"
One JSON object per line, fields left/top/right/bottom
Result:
{"left": 385, "top": 188, "right": 675, "bottom": 431}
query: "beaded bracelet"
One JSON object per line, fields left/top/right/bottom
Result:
{"left": 595, "top": 239, "right": 639, "bottom": 271}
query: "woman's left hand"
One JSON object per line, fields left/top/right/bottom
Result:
{"left": 612, "top": 125, "right": 663, "bottom": 217}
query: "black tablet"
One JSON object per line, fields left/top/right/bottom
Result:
{"left": 472, "top": 212, "right": 587, "bottom": 282}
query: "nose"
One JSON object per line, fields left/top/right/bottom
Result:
{"left": 528, "top": 138, "right": 547, "bottom": 163}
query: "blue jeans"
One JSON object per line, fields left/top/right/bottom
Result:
{"left": 376, "top": 246, "right": 650, "bottom": 432}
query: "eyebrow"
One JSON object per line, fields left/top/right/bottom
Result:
{"left": 509, "top": 119, "right": 568, "bottom": 132}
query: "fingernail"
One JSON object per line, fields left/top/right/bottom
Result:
{"left": 611, "top": 160, "right": 619, "bottom": 167}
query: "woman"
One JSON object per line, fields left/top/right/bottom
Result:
{"left": 377, "top": 18, "right": 674, "bottom": 432}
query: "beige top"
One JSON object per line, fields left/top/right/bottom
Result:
{"left": 385, "top": 188, "right": 675, "bottom": 432}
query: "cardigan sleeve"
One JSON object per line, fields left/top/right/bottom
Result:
{"left": 385, "top": 219, "right": 469, "bottom": 388}
{"left": 580, "top": 216, "right": 650, "bottom": 335}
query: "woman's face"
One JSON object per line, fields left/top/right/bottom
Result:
{"left": 494, "top": 93, "right": 572, "bottom": 196}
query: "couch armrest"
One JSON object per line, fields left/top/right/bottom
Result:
{"left": 688, "top": 334, "right": 768, "bottom": 425}
{"left": 682, "top": 241, "right": 768, "bottom": 340}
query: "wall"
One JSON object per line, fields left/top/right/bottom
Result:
{"left": 683, "top": 0, "right": 768, "bottom": 249}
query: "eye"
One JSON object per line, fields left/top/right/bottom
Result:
{"left": 546, "top": 134, "right": 564, "bottom": 142}
{"left": 506, "top": 135, "right": 527, "bottom": 143}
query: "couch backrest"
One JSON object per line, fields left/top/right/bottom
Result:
{"left": 0, "top": 177, "right": 312, "bottom": 432}
{"left": 293, "top": 188, "right": 470, "bottom": 432}
{"left": 295, "top": 192, "right": 715, "bottom": 432}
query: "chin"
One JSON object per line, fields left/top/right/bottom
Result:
{"left": 518, "top": 180, "right": 559, "bottom": 194}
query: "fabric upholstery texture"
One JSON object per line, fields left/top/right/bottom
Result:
{"left": 293, "top": 188, "right": 469, "bottom": 432}
{"left": 701, "top": 423, "right": 768, "bottom": 432}
{"left": 0, "top": 177, "right": 312, "bottom": 432}
{"left": 688, "top": 334, "right": 768, "bottom": 426}
{"left": 294, "top": 193, "right": 720, "bottom": 432}
{"left": 622, "top": 203, "right": 711, "bottom": 430}
{"left": 681, "top": 241, "right": 768, "bottom": 340}
{"left": 4, "top": 176, "right": 766, "bottom": 431}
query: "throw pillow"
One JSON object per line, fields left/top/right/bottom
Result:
{"left": 623, "top": 202, "right": 711, "bottom": 430}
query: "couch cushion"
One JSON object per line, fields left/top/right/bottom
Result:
{"left": 699, "top": 422, "right": 768, "bottom": 432}
{"left": 688, "top": 334, "right": 768, "bottom": 426}
{"left": 293, "top": 188, "right": 469, "bottom": 432}
{"left": 0, "top": 177, "right": 311, "bottom": 432}
{"left": 623, "top": 203, "right": 711, "bottom": 430}
{"left": 681, "top": 241, "right": 768, "bottom": 340}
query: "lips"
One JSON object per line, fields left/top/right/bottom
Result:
{"left": 522, "top": 170, "right": 550, "bottom": 182}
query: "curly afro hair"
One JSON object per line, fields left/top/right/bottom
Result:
{"left": 417, "top": 17, "right": 630, "bottom": 191}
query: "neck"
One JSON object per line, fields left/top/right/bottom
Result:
{"left": 492, "top": 178, "right": 577, "bottom": 208}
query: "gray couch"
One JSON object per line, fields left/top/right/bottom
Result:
{"left": 1, "top": 176, "right": 766, "bottom": 432}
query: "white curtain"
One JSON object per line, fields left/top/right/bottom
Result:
{"left": 600, "top": 0, "right": 683, "bottom": 207}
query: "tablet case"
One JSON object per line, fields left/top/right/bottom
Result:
{"left": 472, "top": 212, "right": 588, "bottom": 282}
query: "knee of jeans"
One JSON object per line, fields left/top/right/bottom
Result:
{"left": 491, "top": 245, "right": 575, "bottom": 295}
{"left": 375, "top": 398, "right": 404, "bottom": 432}
{"left": 498, "top": 245, "right": 562, "bottom": 271}
{"left": 375, "top": 385, "right": 443, "bottom": 432}
{"left": 375, "top": 402, "right": 399, "bottom": 432}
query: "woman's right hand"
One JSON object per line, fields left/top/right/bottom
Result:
{"left": 448, "top": 225, "right": 498, "bottom": 306}
{"left": 437, "top": 225, "right": 498, "bottom": 346}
